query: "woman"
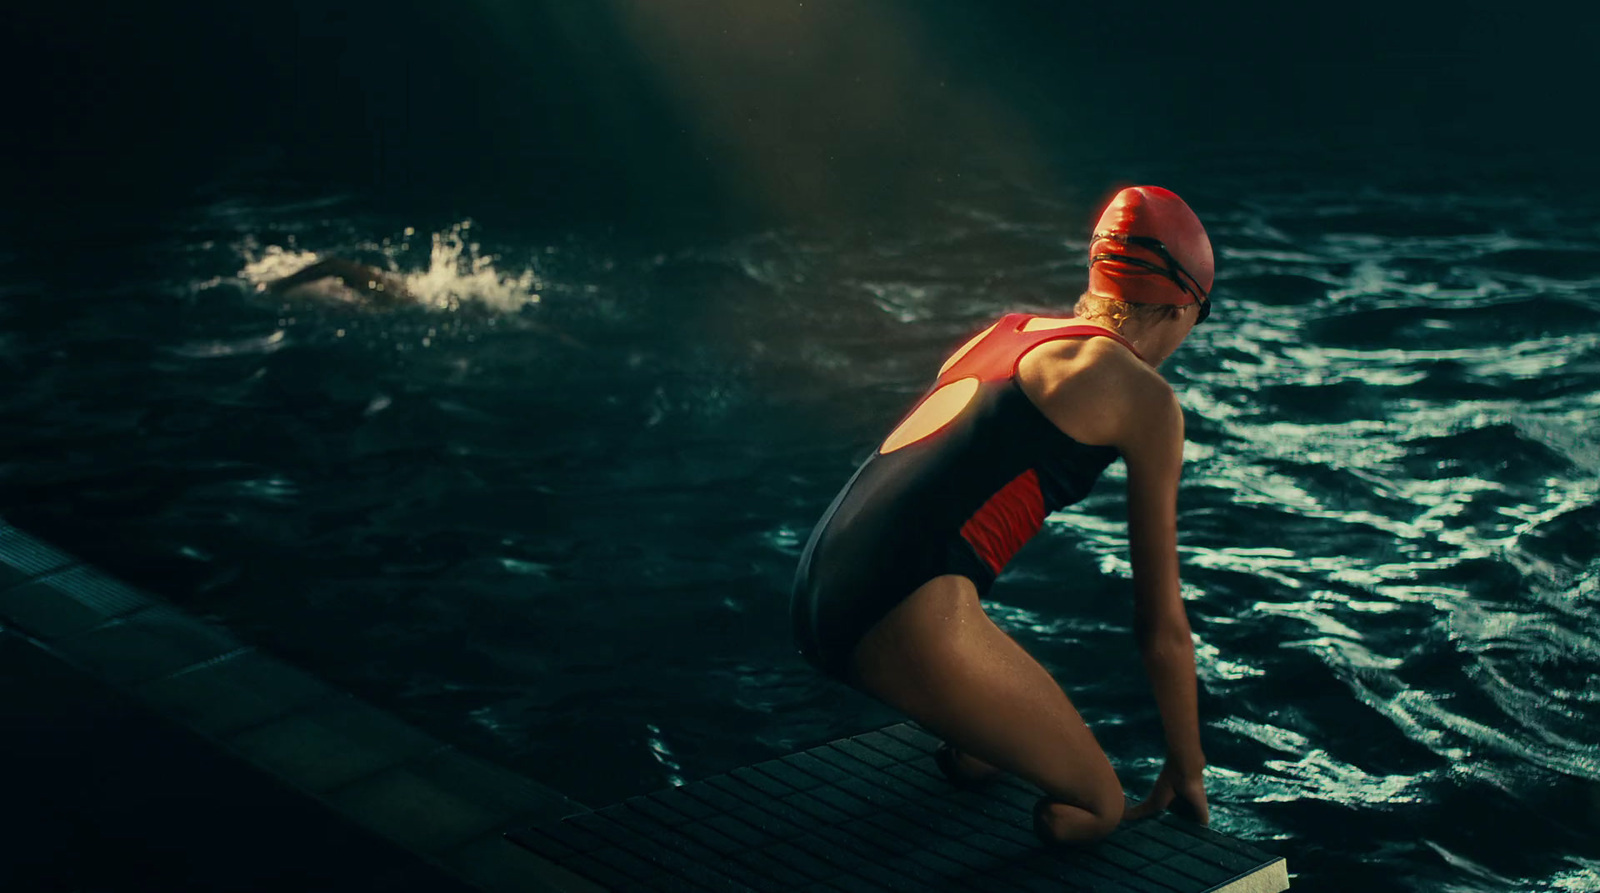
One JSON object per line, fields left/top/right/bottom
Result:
{"left": 790, "top": 185, "right": 1212, "bottom": 845}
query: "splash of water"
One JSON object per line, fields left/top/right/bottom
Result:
{"left": 237, "top": 244, "right": 321, "bottom": 286}
{"left": 405, "top": 221, "right": 543, "bottom": 312}
{"left": 234, "top": 220, "right": 542, "bottom": 313}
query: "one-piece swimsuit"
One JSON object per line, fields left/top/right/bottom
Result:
{"left": 789, "top": 312, "right": 1142, "bottom": 682}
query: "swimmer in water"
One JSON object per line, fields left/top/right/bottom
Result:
{"left": 791, "top": 186, "right": 1213, "bottom": 845}
{"left": 263, "top": 258, "right": 417, "bottom": 307}
{"left": 262, "top": 258, "right": 587, "bottom": 349}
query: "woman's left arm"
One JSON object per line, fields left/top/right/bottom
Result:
{"left": 1118, "top": 384, "right": 1208, "bottom": 820}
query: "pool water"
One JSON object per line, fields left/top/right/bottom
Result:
{"left": 2, "top": 137, "right": 1597, "bottom": 892}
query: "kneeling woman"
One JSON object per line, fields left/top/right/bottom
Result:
{"left": 791, "top": 186, "right": 1212, "bottom": 844}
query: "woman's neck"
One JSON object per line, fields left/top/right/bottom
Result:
{"left": 1062, "top": 314, "right": 1175, "bottom": 368}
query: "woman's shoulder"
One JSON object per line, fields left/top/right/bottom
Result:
{"left": 1018, "top": 339, "right": 1173, "bottom": 447}
{"left": 1023, "top": 326, "right": 1166, "bottom": 390}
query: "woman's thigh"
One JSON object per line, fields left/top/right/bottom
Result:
{"left": 848, "top": 574, "right": 1124, "bottom": 818}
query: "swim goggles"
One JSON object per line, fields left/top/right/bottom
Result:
{"left": 1090, "top": 232, "right": 1211, "bottom": 324}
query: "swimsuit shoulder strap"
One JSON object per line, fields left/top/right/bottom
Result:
{"left": 937, "top": 313, "right": 1146, "bottom": 385}
{"left": 1013, "top": 320, "right": 1146, "bottom": 363}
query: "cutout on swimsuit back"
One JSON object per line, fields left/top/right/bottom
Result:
{"left": 879, "top": 376, "right": 980, "bottom": 455}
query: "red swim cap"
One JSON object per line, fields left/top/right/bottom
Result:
{"left": 1086, "top": 186, "right": 1214, "bottom": 308}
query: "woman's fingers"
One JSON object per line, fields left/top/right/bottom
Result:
{"left": 1169, "top": 790, "right": 1208, "bottom": 824}
{"left": 1173, "top": 775, "right": 1210, "bottom": 825}
{"left": 1126, "top": 771, "right": 1212, "bottom": 826}
{"left": 1126, "top": 800, "right": 1159, "bottom": 821}
{"left": 1125, "top": 781, "right": 1174, "bottom": 822}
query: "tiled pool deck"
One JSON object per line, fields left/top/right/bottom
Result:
{"left": 507, "top": 723, "right": 1288, "bottom": 892}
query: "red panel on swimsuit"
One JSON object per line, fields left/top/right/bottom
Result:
{"left": 959, "top": 468, "right": 1047, "bottom": 576}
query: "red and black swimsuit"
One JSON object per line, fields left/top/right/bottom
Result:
{"left": 790, "top": 312, "right": 1143, "bottom": 682}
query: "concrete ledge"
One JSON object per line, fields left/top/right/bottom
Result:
{"left": 51, "top": 603, "right": 245, "bottom": 684}
{"left": 0, "top": 518, "right": 592, "bottom": 893}
{"left": 325, "top": 748, "right": 579, "bottom": 854}
{"left": 0, "top": 566, "right": 153, "bottom": 640}
{"left": 0, "top": 524, "right": 77, "bottom": 589}
{"left": 136, "top": 647, "right": 345, "bottom": 737}
{"left": 445, "top": 833, "right": 608, "bottom": 893}
{"left": 1215, "top": 857, "right": 1292, "bottom": 893}
{"left": 0, "top": 628, "right": 482, "bottom": 893}
{"left": 227, "top": 697, "right": 450, "bottom": 794}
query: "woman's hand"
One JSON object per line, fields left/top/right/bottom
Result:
{"left": 1126, "top": 760, "right": 1209, "bottom": 825}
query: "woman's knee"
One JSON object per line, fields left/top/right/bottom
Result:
{"left": 1034, "top": 788, "right": 1124, "bottom": 845}
{"left": 1035, "top": 768, "right": 1126, "bottom": 842}
{"left": 1086, "top": 788, "right": 1125, "bottom": 835}
{"left": 1077, "top": 778, "right": 1127, "bottom": 838}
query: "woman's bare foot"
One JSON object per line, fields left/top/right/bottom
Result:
{"left": 934, "top": 742, "right": 1002, "bottom": 785}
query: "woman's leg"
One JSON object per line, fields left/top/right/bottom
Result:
{"left": 848, "top": 574, "right": 1126, "bottom": 843}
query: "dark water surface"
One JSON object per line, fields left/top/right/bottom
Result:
{"left": 3, "top": 137, "right": 1598, "bottom": 892}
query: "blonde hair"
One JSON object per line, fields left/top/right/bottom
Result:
{"left": 1072, "top": 292, "right": 1182, "bottom": 331}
